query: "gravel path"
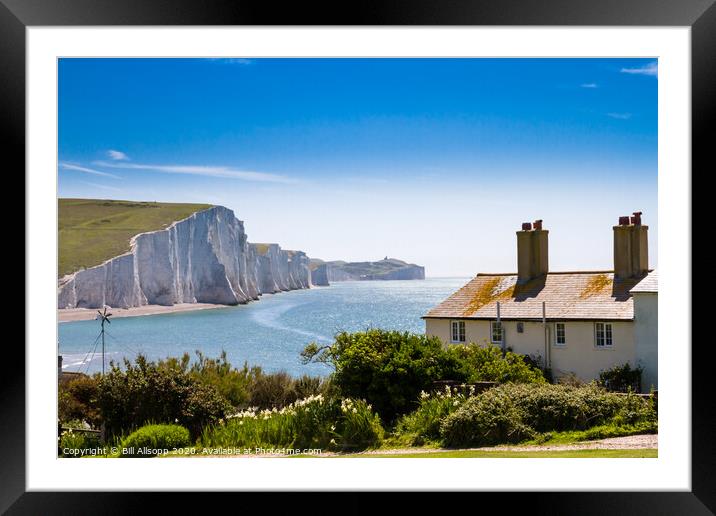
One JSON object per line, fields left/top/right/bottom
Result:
{"left": 352, "top": 433, "right": 658, "bottom": 455}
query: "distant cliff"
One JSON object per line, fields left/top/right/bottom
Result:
{"left": 310, "top": 258, "right": 425, "bottom": 283}
{"left": 58, "top": 206, "right": 313, "bottom": 309}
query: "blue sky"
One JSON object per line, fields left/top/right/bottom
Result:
{"left": 58, "top": 58, "right": 658, "bottom": 276}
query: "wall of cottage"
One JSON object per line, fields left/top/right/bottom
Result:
{"left": 425, "top": 318, "right": 636, "bottom": 383}
{"left": 633, "top": 292, "right": 658, "bottom": 391}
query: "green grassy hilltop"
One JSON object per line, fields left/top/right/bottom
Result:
{"left": 58, "top": 198, "right": 212, "bottom": 277}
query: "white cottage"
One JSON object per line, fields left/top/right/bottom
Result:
{"left": 423, "top": 213, "right": 657, "bottom": 390}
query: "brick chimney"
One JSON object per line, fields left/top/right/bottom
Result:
{"left": 613, "top": 211, "right": 649, "bottom": 280}
{"left": 517, "top": 219, "right": 548, "bottom": 284}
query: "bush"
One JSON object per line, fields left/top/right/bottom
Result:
{"left": 301, "top": 331, "right": 545, "bottom": 422}
{"left": 598, "top": 363, "right": 643, "bottom": 392}
{"left": 119, "top": 424, "right": 191, "bottom": 457}
{"left": 186, "top": 351, "right": 331, "bottom": 411}
{"left": 58, "top": 375, "right": 102, "bottom": 428}
{"left": 249, "top": 371, "right": 299, "bottom": 409}
{"left": 97, "top": 355, "right": 230, "bottom": 439}
{"left": 440, "top": 383, "right": 656, "bottom": 448}
{"left": 442, "top": 344, "right": 546, "bottom": 384}
{"left": 188, "top": 351, "right": 258, "bottom": 408}
{"left": 440, "top": 386, "right": 535, "bottom": 447}
{"left": 302, "top": 330, "right": 447, "bottom": 422}
{"left": 394, "top": 386, "right": 475, "bottom": 445}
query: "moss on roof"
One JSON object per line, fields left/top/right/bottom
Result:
{"left": 580, "top": 273, "right": 612, "bottom": 299}
{"left": 461, "top": 276, "right": 515, "bottom": 316}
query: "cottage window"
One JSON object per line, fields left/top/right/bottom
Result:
{"left": 451, "top": 321, "right": 466, "bottom": 343}
{"left": 595, "top": 322, "right": 613, "bottom": 347}
{"left": 491, "top": 321, "right": 503, "bottom": 344}
{"left": 555, "top": 323, "right": 566, "bottom": 346}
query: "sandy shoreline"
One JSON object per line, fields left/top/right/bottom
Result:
{"left": 58, "top": 303, "right": 229, "bottom": 322}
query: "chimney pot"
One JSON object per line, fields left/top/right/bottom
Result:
{"left": 619, "top": 216, "right": 630, "bottom": 226}
{"left": 521, "top": 222, "right": 532, "bottom": 231}
{"left": 533, "top": 219, "right": 543, "bottom": 230}
{"left": 631, "top": 212, "right": 642, "bottom": 225}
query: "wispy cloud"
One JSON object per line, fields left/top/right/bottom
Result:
{"left": 607, "top": 112, "right": 632, "bottom": 120}
{"left": 78, "top": 181, "right": 122, "bottom": 192}
{"left": 93, "top": 161, "right": 297, "bottom": 184}
{"left": 580, "top": 83, "right": 598, "bottom": 88}
{"left": 59, "top": 162, "right": 122, "bottom": 179}
{"left": 107, "top": 149, "right": 129, "bottom": 161}
{"left": 621, "top": 61, "right": 658, "bottom": 76}
{"left": 208, "top": 58, "right": 253, "bottom": 65}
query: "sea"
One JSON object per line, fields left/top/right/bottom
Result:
{"left": 58, "top": 277, "right": 469, "bottom": 377}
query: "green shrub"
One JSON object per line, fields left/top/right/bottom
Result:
{"left": 598, "top": 363, "right": 643, "bottom": 392}
{"left": 440, "top": 386, "right": 535, "bottom": 447}
{"left": 440, "top": 383, "right": 656, "bottom": 448}
{"left": 302, "top": 331, "right": 544, "bottom": 422}
{"left": 119, "top": 424, "right": 191, "bottom": 457}
{"left": 58, "top": 374, "right": 102, "bottom": 428}
{"left": 97, "top": 355, "right": 230, "bottom": 439}
{"left": 249, "top": 370, "right": 300, "bottom": 409}
{"left": 442, "top": 344, "right": 546, "bottom": 385}
{"left": 188, "top": 351, "right": 259, "bottom": 408}
{"left": 394, "top": 386, "right": 475, "bottom": 445}
{"left": 302, "top": 330, "right": 447, "bottom": 422}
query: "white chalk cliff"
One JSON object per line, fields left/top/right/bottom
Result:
{"left": 58, "top": 206, "right": 313, "bottom": 309}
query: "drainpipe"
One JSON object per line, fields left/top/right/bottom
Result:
{"left": 542, "top": 301, "right": 549, "bottom": 370}
{"left": 497, "top": 301, "right": 504, "bottom": 353}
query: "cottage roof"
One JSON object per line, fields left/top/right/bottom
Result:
{"left": 629, "top": 269, "right": 658, "bottom": 293}
{"left": 424, "top": 271, "right": 644, "bottom": 321}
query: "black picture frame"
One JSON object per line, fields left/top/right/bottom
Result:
{"left": 5, "top": 0, "right": 710, "bottom": 513}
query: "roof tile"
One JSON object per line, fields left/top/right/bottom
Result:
{"left": 425, "top": 272, "right": 641, "bottom": 320}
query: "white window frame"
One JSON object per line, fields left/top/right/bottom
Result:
{"left": 490, "top": 321, "right": 503, "bottom": 345}
{"left": 594, "top": 322, "right": 613, "bottom": 348}
{"left": 554, "top": 322, "right": 566, "bottom": 346}
{"left": 450, "top": 320, "right": 466, "bottom": 343}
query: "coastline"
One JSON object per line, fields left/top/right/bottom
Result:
{"left": 58, "top": 302, "right": 228, "bottom": 323}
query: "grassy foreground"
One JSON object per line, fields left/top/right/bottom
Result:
{"left": 58, "top": 198, "right": 212, "bottom": 277}
{"left": 303, "top": 449, "right": 658, "bottom": 459}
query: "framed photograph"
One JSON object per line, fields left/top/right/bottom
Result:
{"left": 7, "top": 0, "right": 711, "bottom": 512}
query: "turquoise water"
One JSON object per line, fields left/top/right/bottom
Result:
{"left": 58, "top": 278, "right": 468, "bottom": 377}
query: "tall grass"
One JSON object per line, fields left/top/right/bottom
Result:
{"left": 200, "top": 395, "right": 382, "bottom": 452}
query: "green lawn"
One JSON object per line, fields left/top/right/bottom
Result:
{"left": 58, "top": 198, "right": 212, "bottom": 277}
{"left": 307, "top": 449, "right": 658, "bottom": 458}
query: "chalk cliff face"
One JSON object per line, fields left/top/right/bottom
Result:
{"left": 58, "top": 206, "right": 312, "bottom": 309}
{"left": 251, "top": 245, "right": 313, "bottom": 294}
{"left": 310, "top": 263, "right": 330, "bottom": 286}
